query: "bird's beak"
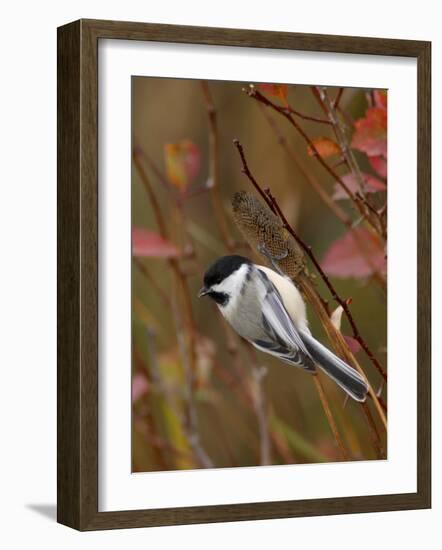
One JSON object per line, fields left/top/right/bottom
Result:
{"left": 198, "top": 287, "right": 210, "bottom": 298}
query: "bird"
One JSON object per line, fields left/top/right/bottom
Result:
{"left": 198, "top": 255, "right": 368, "bottom": 402}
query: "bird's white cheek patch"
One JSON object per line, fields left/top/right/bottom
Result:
{"left": 212, "top": 264, "right": 249, "bottom": 294}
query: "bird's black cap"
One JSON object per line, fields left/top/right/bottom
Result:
{"left": 203, "top": 255, "right": 252, "bottom": 289}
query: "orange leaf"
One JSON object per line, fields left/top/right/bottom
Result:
{"left": 308, "top": 137, "right": 341, "bottom": 159}
{"left": 322, "top": 228, "right": 386, "bottom": 278}
{"left": 257, "top": 83, "right": 288, "bottom": 103}
{"left": 351, "top": 107, "right": 387, "bottom": 157}
{"left": 164, "top": 140, "right": 201, "bottom": 190}
{"left": 132, "top": 227, "right": 180, "bottom": 258}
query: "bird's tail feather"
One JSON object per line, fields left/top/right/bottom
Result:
{"left": 300, "top": 332, "right": 368, "bottom": 402}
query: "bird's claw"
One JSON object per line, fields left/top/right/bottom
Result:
{"left": 257, "top": 243, "right": 288, "bottom": 275}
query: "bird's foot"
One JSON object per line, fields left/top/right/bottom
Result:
{"left": 257, "top": 243, "right": 288, "bottom": 275}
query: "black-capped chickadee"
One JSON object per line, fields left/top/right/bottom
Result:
{"left": 198, "top": 255, "right": 368, "bottom": 402}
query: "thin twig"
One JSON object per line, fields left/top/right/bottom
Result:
{"left": 267, "top": 191, "right": 387, "bottom": 383}
{"left": 256, "top": 102, "right": 387, "bottom": 291}
{"left": 233, "top": 138, "right": 276, "bottom": 211}
{"left": 245, "top": 86, "right": 381, "bottom": 234}
{"left": 133, "top": 337, "right": 170, "bottom": 470}
{"left": 333, "top": 87, "right": 344, "bottom": 110}
{"left": 313, "top": 375, "right": 349, "bottom": 460}
{"left": 256, "top": 103, "right": 352, "bottom": 228}
{"left": 214, "top": 325, "right": 297, "bottom": 464}
{"left": 244, "top": 345, "right": 272, "bottom": 466}
{"left": 252, "top": 367, "right": 272, "bottom": 465}
{"left": 133, "top": 149, "right": 169, "bottom": 238}
{"left": 135, "top": 148, "right": 281, "bottom": 466}
{"left": 134, "top": 153, "right": 213, "bottom": 467}
{"left": 360, "top": 401, "right": 385, "bottom": 458}
{"left": 172, "top": 287, "right": 213, "bottom": 468}
{"left": 200, "top": 81, "right": 235, "bottom": 251}
{"left": 232, "top": 140, "right": 387, "bottom": 433}
{"left": 133, "top": 258, "right": 173, "bottom": 308}
{"left": 233, "top": 138, "right": 386, "bottom": 381}
{"left": 313, "top": 84, "right": 389, "bottom": 270}
{"left": 299, "top": 277, "right": 386, "bottom": 453}
{"left": 286, "top": 105, "right": 332, "bottom": 125}
{"left": 133, "top": 142, "right": 172, "bottom": 191}
{"left": 312, "top": 86, "right": 367, "bottom": 196}
{"left": 357, "top": 192, "right": 388, "bottom": 241}
{"left": 245, "top": 87, "right": 355, "bottom": 200}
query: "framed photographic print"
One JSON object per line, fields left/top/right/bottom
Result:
{"left": 57, "top": 19, "right": 431, "bottom": 530}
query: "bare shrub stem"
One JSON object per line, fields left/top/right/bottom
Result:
{"left": 133, "top": 151, "right": 213, "bottom": 468}
{"left": 200, "top": 81, "right": 235, "bottom": 251}
{"left": 313, "top": 374, "right": 349, "bottom": 460}
{"left": 245, "top": 86, "right": 383, "bottom": 237}
{"left": 233, "top": 139, "right": 387, "bottom": 436}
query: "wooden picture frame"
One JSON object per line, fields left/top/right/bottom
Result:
{"left": 57, "top": 18, "right": 431, "bottom": 531}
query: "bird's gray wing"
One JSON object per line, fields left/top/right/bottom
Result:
{"left": 253, "top": 270, "right": 316, "bottom": 372}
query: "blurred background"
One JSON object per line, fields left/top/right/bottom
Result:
{"left": 131, "top": 78, "right": 387, "bottom": 472}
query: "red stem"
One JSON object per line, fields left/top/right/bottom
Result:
{"left": 233, "top": 139, "right": 387, "bottom": 382}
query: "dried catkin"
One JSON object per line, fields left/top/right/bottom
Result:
{"left": 231, "top": 191, "right": 306, "bottom": 279}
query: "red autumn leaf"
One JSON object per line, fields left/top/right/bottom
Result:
{"left": 368, "top": 155, "right": 387, "bottom": 179}
{"left": 164, "top": 140, "right": 201, "bottom": 190}
{"left": 333, "top": 172, "right": 386, "bottom": 200}
{"left": 132, "top": 227, "right": 180, "bottom": 258}
{"left": 257, "top": 83, "right": 288, "bottom": 102}
{"left": 373, "top": 90, "right": 387, "bottom": 111}
{"left": 344, "top": 335, "right": 362, "bottom": 355}
{"left": 351, "top": 107, "right": 387, "bottom": 157}
{"left": 321, "top": 228, "right": 386, "bottom": 278}
{"left": 307, "top": 137, "right": 341, "bottom": 159}
{"left": 132, "top": 372, "right": 150, "bottom": 402}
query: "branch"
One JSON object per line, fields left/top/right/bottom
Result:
{"left": 200, "top": 81, "right": 235, "bottom": 251}
{"left": 245, "top": 345, "right": 272, "bottom": 465}
{"left": 286, "top": 105, "right": 332, "bottom": 125}
{"left": 232, "top": 140, "right": 387, "bottom": 434}
{"left": 233, "top": 139, "right": 276, "bottom": 211}
{"left": 313, "top": 374, "right": 349, "bottom": 460}
{"left": 245, "top": 87, "right": 356, "bottom": 200}
{"left": 133, "top": 258, "right": 173, "bottom": 309}
{"left": 266, "top": 191, "right": 387, "bottom": 383}
{"left": 172, "top": 286, "right": 214, "bottom": 469}
{"left": 133, "top": 149, "right": 169, "bottom": 238}
{"left": 255, "top": 102, "right": 387, "bottom": 292}
{"left": 245, "top": 86, "right": 382, "bottom": 235}
{"left": 333, "top": 87, "right": 344, "bottom": 109}
{"left": 134, "top": 151, "right": 213, "bottom": 468}
{"left": 255, "top": 102, "right": 352, "bottom": 228}
{"left": 312, "top": 86, "right": 367, "bottom": 196}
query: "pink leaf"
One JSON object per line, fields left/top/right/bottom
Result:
{"left": 322, "top": 228, "right": 386, "bottom": 278}
{"left": 351, "top": 107, "right": 387, "bottom": 157}
{"left": 373, "top": 90, "right": 387, "bottom": 111}
{"left": 132, "top": 227, "right": 180, "bottom": 258}
{"left": 132, "top": 372, "right": 150, "bottom": 402}
{"left": 343, "top": 335, "right": 362, "bottom": 354}
{"left": 164, "top": 140, "right": 201, "bottom": 190}
{"left": 368, "top": 155, "right": 387, "bottom": 179}
{"left": 333, "top": 172, "right": 386, "bottom": 200}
